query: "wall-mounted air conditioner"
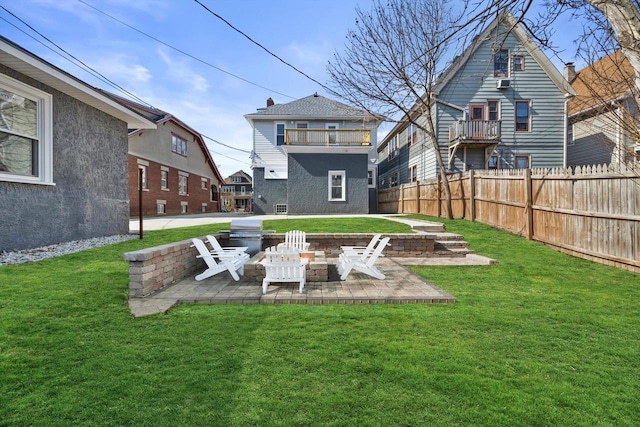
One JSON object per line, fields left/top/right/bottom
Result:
{"left": 496, "top": 79, "right": 511, "bottom": 89}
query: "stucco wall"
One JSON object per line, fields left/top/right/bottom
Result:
{"left": 252, "top": 167, "right": 287, "bottom": 215}
{"left": 287, "top": 153, "right": 368, "bottom": 214}
{"left": 0, "top": 65, "right": 130, "bottom": 251}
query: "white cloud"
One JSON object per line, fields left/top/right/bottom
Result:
{"left": 89, "top": 53, "right": 152, "bottom": 84}
{"left": 156, "top": 48, "right": 210, "bottom": 93}
{"left": 285, "top": 40, "right": 332, "bottom": 66}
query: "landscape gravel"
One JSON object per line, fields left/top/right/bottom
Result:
{"left": 0, "top": 234, "right": 137, "bottom": 266}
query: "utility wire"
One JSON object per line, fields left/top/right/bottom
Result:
{"left": 78, "top": 0, "right": 295, "bottom": 100}
{"left": 0, "top": 4, "right": 251, "bottom": 155}
{"left": 0, "top": 7, "right": 154, "bottom": 108}
{"left": 193, "top": 0, "right": 335, "bottom": 95}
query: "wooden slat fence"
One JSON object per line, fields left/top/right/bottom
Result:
{"left": 378, "top": 164, "right": 640, "bottom": 273}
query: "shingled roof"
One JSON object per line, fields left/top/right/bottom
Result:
{"left": 244, "top": 93, "right": 378, "bottom": 121}
{"left": 569, "top": 51, "right": 635, "bottom": 116}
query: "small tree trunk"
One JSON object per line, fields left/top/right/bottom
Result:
{"left": 434, "top": 146, "right": 454, "bottom": 219}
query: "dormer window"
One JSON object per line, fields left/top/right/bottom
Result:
{"left": 494, "top": 49, "right": 509, "bottom": 77}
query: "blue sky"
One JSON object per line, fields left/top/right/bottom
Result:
{"left": 0, "top": 0, "right": 586, "bottom": 178}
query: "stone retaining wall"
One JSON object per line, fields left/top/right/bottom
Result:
{"left": 124, "top": 233, "right": 435, "bottom": 298}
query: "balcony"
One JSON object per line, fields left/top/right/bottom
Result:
{"left": 448, "top": 120, "right": 501, "bottom": 144}
{"left": 447, "top": 120, "right": 501, "bottom": 167}
{"left": 285, "top": 129, "right": 371, "bottom": 146}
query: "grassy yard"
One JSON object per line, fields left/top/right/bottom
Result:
{"left": 1, "top": 216, "right": 638, "bottom": 426}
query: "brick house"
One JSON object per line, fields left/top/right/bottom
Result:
{"left": 104, "top": 93, "right": 225, "bottom": 216}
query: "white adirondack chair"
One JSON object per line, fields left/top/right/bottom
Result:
{"left": 277, "top": 230, "right": 310, "bottom": 251}
{"left": 337, "top": 237, "right": 390, "bottom": 281}
{"left": 192, "top": 238, "right": 246, "bottom": 281}
{"left": 260, "top": 246, "right": 308, "bottom": 294}
{"left": 341, "top": 234, "right": 382, "bottom": 260}
{"left": 206, "top": 234, "right": 249, "bottom": 260}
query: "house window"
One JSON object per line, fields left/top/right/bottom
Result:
{"left": 171, "top": 134, "right": 187, "bottom": 156}
{"left": 515, "top": 100, "right": 530, "bottom": 132}
{"left": 157, "top": 201, "right": 166, "bottom": 214}
{"left": 241, "top": 186, "right": 246, "bottom": 195}
{"left": 328, "top": 170, "right": 346, "bottom": 201}
{"left": 178, "top": 173, "right": 188, "bottom": 195}
{"left": 0, "top": 73, "right": 53, "bottom": 185}
{"left": 494, "top": 49, "right": 509, "bottom": 77}
{"left": 388, "top": 136, "right": 398, "bottom": 159}
{"left": 296, "top": 122, "right": 309, "bottom": 143}
{"left": 488, "top": 155, "right": 498, "bottom": 169}
{"left": 181, "top": 201, "right": 188, "bottom": 213}
{"left": 161, "top": 169, "right": 169, "bottom": 190}
{"left": 515, "top": 155, "right": 530, "bottom": 169}
{"left": 488, "top": 100, "right": 500, "bottom": 121}
{"left": 567, "top": 124, "right": 574, "bottom": 146}
{"left": 275, "top": 123, "right": 285, "bottom": 145}
{"left": 201, "top": 178, "right": 207, "bottom": 190}
{"left": 368, "top": 167, "right": 376, "bottom": 188}
{"left": 409, "top": 165, "right": 417, "bottom": 182}
{"left": 326, "top": 123, "right": 338, "bottom": 144}
{"left": 407, "top": 123, "right": 418, "bottom": 147}
{"left": 232, "top": 176, "right": 241, "bottom": 183}
{"left": 201, "top": 203, "right": 207, "bottom": 213}
{"left": 137, "top": 164, "right": 147, "bottom": 189}
{"left": 513, "top": 55, "right": 525, "bottom": 71}
{"left": 390, "top": 171, "right": 399, "bottom": 187}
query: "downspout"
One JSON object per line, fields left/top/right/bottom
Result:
{"left": 563, "top": 99, "right": 569, "bottom": 168}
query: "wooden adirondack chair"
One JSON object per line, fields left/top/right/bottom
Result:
{"left": 206, "top": 234, "right": 250, "bottom": 260}
{"left": 337, "top": 237, "right": 390, "bottom": 280}
{"left": 260, "top": 246, "right": 308, "bottom": 294}
{"left": 341, "top": 234, "right": 382, "bottom": 260}
{"left": 192, "top": 238, "right": 246, "bottom": 281}
{"left": 277, "top": 230, "right": 310, "bottom": 251}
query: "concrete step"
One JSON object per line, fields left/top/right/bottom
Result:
{"left": 435, "top": 239, "right": 469, "bottom": 249}
{"left": 412, "top": 223, "right": 445, "bottom": 233}
{"left": 434, "top": 247, "right": 476, "bottom": 257}
{"left": 426, "top": 232, "right": 465, "bottom": 241}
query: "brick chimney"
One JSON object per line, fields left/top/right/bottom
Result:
{"left": 266, "top": 97, "right": 274, "bottom": 107}
{"left": 564, "top": 62, "right": 576, "bottom": 82}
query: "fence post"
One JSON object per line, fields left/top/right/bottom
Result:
{"left": 469, "top": 170, "right": 475, "bottom": 222}
{"left": 524, "top": 168, "right": 533, "bottom": 240}
{"left": 398, "top": 184, "right": 404, "bottom": 214}
{"left": 437, "top": 175, "right": 442, "bottom": 218}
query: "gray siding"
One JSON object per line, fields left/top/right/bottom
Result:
{"left": 252, "top": 167, "right": 287, "bottom": 215}
{"left": 0, "top": 65, "right": 130, "bottom": 251}
{"left": 287, "top": 153, "right": 368, "bottom": 214}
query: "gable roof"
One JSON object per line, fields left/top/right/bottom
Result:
{"left": 434, "top": 11, "right": 575, "bottom": 97}
{"left": 0, "top": 36, "right": 155, "bottom": 130}
{"left": 225, "top": 170, "right": 252, "bottom": 184}
{"left": 101, "top": 91, "right": 225, "bottom": 184}
{"left": 568, "top": 50, "right": 634, "bottom": 117}
{"left": 244, "top": 93, "right": 382, "bottom": 124}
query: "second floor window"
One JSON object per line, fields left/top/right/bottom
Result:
{"left": 494, "top": 49, "right": 509, "bottom": 77}
{"left": 275, "top": 123, "right": 285, "bottom": 145}
{"left": 515, "top": 100, "right": 530, "bottom": 132}
{"left": 488, "top": 100, "right": 499, "bottom": 121}
{"left": 172, "top": 135, "right": 187, "bottom": 156}
{"left": 161, "top": 170, "right": 168, "bottom": 189}
{"left": 389, "top": 136, "right": 398, "bottom": 159}
{"left": 407, "top": 123, "right": 418, "bottom": 147}
{"left": 513, "top": 55, "right": 525, "bottom": 71}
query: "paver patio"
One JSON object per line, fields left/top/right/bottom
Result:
{"left": 128, "top": 255, "right": 496, "bottom": 317}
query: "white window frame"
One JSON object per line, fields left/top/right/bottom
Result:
{"left": 388, "top": 136, "right": 398, "bottom": 159}
{"left": 408, "top": 164, "right": 417, "bottom": 182}
{"left": 201, "top": 177, "right": 208, "bottom": 190}
{"left": 181, "top": 201, "right": 188, "bottom": 213}
{"left": 160, "top": 166, "right": 169, "bottom": 190}
{"left": 171, "top": 134, "right": 187, "bottom": 156}
{"left": 326, "top": 123, "right": 339, "bottom": 144}
{"left": 367, "top": 166, "right": 376, "bottom": 189}
{"left": 390, "top": 171, "right": 399, "bottom": 187}
{"left": 328, "top": 170, "right": 346, "bottom": 202}
{"left": 178, "top": 171, "right": 189, "bottom": 195}
{"left": 157, "top": 200, "right": 166, "bottom": 214}
{"left": 0, "top": 73, "right": 53, "bottom": 185}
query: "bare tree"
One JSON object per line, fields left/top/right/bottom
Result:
{"left": 328, "top": 0, "right": 474, "bottom": 219}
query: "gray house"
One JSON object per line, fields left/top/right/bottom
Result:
{"left": 245, "top": 94, "right": 382, "bottom": 215}
{"left": 0, "top": 36, "right": 155, "bottom": 251}
{"left": 377, "top": 12, "right": 575, "bottom": 188}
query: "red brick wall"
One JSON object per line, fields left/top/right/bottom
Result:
{"left": 129, "top": 156, "right": 219, "bottom": 217}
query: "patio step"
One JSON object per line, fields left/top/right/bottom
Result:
{"left": 433, "top": 233, "right": 474, "bottom": 257}
{"left": 411, "top": 223, "right": 445, "bottom": 233}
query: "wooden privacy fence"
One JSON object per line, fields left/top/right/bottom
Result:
{"left": 378, "top": 164, "right": 640, "bottom": 273}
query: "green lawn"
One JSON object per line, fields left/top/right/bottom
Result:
{"left": 1, "top": 216, "right": 638, "bottom": 426}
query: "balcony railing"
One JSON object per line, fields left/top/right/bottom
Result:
{"left": 448, "top": 120, "right": 501, "bottom": 144}
{"left": 285, "top": 129, "right": 371, "bottom": 146}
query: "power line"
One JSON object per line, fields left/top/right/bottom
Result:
{"left": 77, "top": 0, "right": 295, "bottom": 100}
{"left": 193, "top": 0, "right": 335, "bottom": 95}
{"left": 0, "top": 5, "right": 251, "bottom": 156}
{"left": 0, "top": 7, "right": 154, "bottom": 108}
